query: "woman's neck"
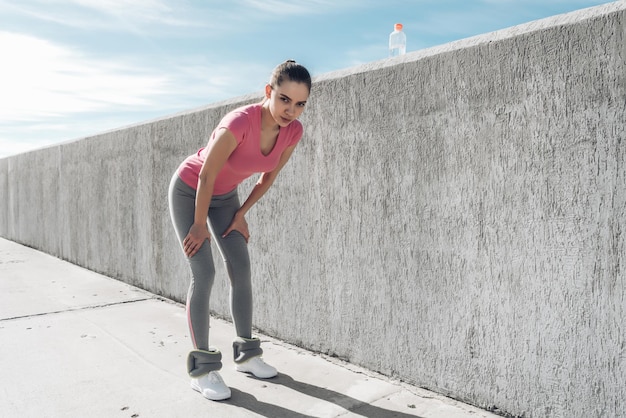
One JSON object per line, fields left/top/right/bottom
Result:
{"left": 261, "top": 102, "right": 279, "bottom": 131}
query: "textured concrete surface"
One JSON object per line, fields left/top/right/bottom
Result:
{"left": 0, "top": 237, "right": 499, "bottom": 418}
{"left": 1, "top": 2, "right": 625, "bottom": 417}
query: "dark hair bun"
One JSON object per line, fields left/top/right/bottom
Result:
{"left": 270, "top": 60, "right": 312, "bottom": 92}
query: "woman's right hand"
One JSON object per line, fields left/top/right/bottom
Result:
{"left": 183, "top": 223, "right": 211, "bottom": 258}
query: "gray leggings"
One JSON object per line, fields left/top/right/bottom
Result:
{"left": 168, "top": 173, "right": 253, "bottom": 351}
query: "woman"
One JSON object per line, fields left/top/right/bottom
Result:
{"left": 168, "top": 60, "right": 311, "bottom": 401}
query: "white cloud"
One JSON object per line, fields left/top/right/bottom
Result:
{"left": 71, "top": 0, "right": 195, "bottom": 27}
{"left": 242, "top": 0, "right": 332, "bottom": 15}
{"left": 241, "top": 0, "right": 370, "bottom": 16}
{"left": 73, "top": 0, "right": 172, "bottom": 16}
{"left": 0, "top": 31, "right": 170, "bottom": 121}
{"left": 0, "top": 0, "right": 207, "bottom": 32}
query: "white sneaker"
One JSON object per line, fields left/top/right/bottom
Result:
{"left": 190, "top": 371, "right": 231, "bottom": 401}
{"left": 236, "top": 357, "right": 278, "bottom": 379}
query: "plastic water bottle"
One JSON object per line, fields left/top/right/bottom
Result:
{"left": 389, "top": 23, "right": 406, "bottom": 57}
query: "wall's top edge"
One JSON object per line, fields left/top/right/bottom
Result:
{"left": 0, "top": 91, "right": 263, "bottom": 160}
{"left": 315, "top": 0, "right": 625, "bottom": 82}
{"left": 71, "top": 90, "right": 264, "bottom": 139}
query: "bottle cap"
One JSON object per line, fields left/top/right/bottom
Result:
{"left": 395, "top": 23, "right": 403, "bottom": 31}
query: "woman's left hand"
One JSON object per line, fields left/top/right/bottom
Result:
{"left": 222, "top": 212, "right": 250, "bottom": 243}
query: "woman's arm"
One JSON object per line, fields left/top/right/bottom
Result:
{"left": 183, "top": 128, "right": 237, "bottom": 257}
{"left": 222, "top": 143, "right": 298, "bottom": 242}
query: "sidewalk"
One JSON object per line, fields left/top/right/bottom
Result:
{"left": 0, "top": 237, "right": 499, "bottom": 418}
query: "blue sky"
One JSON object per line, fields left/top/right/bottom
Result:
{"left": 0, "top": 0, "right": 613, "bottom": 158}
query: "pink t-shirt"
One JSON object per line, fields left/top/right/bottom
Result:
{"left": 177, "top": 103, "right": 303, "bottom": 195}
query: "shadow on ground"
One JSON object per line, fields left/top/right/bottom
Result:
{"left": 225, "top": 372, "right": 423, "bottom": 418}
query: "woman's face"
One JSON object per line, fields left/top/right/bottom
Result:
{"left": 265, "top": 80, "right": 309, "bottom": 128}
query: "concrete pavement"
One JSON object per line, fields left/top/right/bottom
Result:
{"left": 0, "top": 237, "right": 500, "bottom": 418}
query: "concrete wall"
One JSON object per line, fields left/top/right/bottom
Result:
{"left": 1, "top": 2, "right": 624, "bottom": 416}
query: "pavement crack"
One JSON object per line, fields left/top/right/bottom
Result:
{"left": 0, "top": 297, "right": 155, "bottom": 322}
